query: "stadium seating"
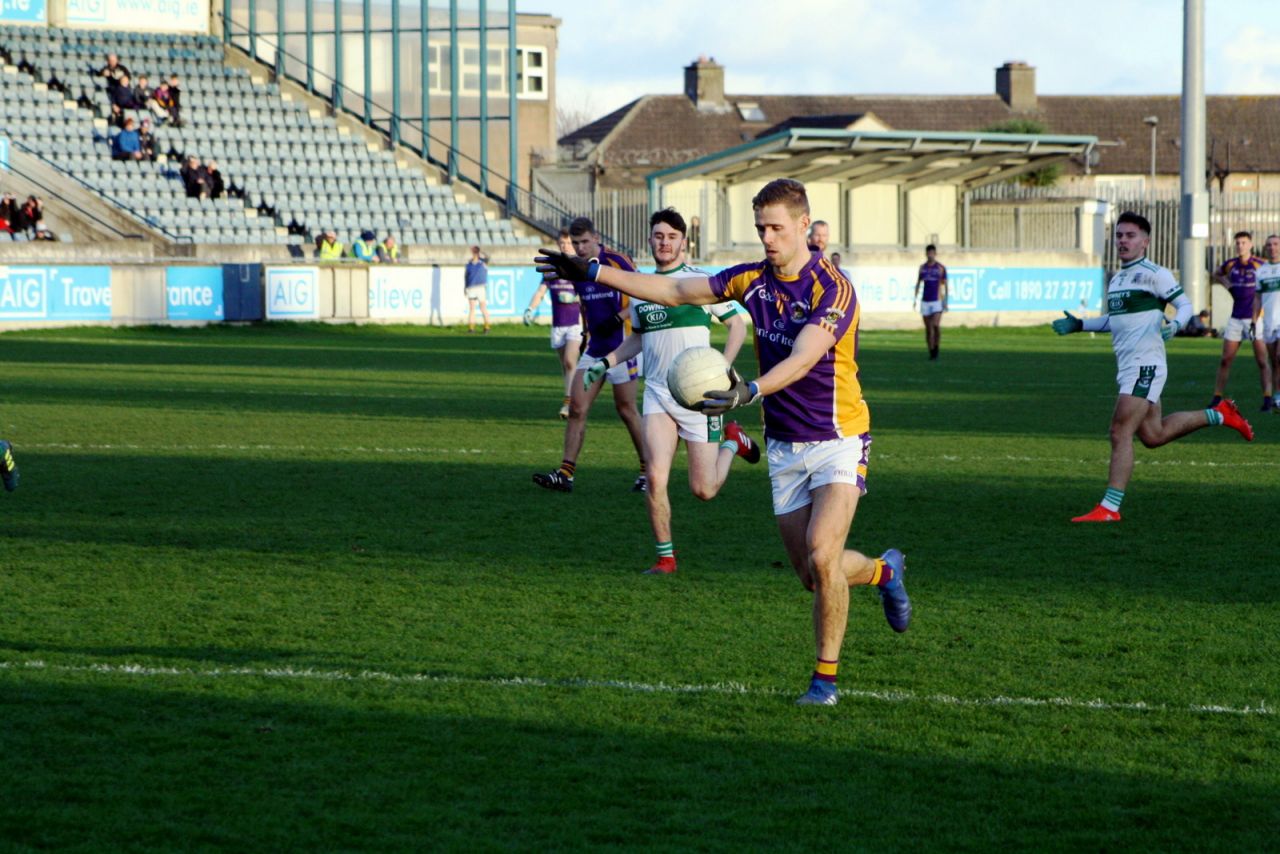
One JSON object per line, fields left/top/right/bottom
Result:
{"left": 0, "top": 24, "right": 533, "bottom": 248}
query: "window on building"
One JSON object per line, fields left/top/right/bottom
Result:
{"left": 516, "top": 47, "right": 547, "bottom": 99}
{"left": 736, "top": 101, "right": 765, "bottom": 122}
{"left": 428, "top": 42, "right": 507, "bottom": 96}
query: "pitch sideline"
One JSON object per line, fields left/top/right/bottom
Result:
{"left": 0, "top": 658, "right": 1270, "bottom": 717}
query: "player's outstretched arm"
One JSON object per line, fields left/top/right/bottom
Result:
{"left": 1051, "top": 311, "right": 1084, "bottom": 335}
{"left": 535, "top": 249, "right": 718, "bottom": 306}
{"left": 583, "top": 333, "right": 643, "bottom": 390}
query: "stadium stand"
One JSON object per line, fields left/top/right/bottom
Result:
{"left": 0, "top": 24, "right": 533, "bottom": 250}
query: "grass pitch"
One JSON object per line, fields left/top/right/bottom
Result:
{"left": 0, "top": 322, "right": 1276, "bottom": 851}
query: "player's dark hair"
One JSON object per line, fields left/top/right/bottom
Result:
{"left": 1233, "top": 230, "right": 1252, "bottom": 241}
{"left": 752, "top": 179, "right": 809, "bottom": 217}
{"left": 558, "top": 228, "right": 571, "bottom": 239}
{"left": 649, "top": 207, "right": 687, "bottom": 236}
{"left": 568, "top": 217, "right": 596, "bottom": 237}
{"left": 925, "top": 244, "right": 937, "bottom": 253}
{"left": 1116, "top": 211, "right": 1152, "bottom": 235}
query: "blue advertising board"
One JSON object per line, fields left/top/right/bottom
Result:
{"left": 222, "top": 264, "right": 263, "bottom": 321}
{"left": 0, "top": 0, "right": 47, "bottom": 24}
{"left": 165, "top": 266, "right": 224, "bottom": 321}
{"left": 0, "top": 265, "right": 111, "bottom": 321}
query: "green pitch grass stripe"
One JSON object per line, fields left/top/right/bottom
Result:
{"left": 2, "top": 660, "right": 1270, "bottom": 718}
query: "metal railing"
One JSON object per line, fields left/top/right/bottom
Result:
{"left": 216, "top": 11, "right": 636, "bottom": 256}
{"left": 1, "top": 136, "right": 190, "bottom": 243}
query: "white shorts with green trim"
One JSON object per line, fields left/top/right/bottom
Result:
{"left": 642, "top": 382, "right": 724, "bottom": 444}
{"left": 1116, "top": 362, "right": 1167, "bottom": 404}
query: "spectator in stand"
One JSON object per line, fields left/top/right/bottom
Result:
{"left": 206, "top": 160, "right": 225, "bottom": 199}
{"left": 111, "top": 118, "right": 144, "bottom": 161}
{"left": 137, "top": 117, "right": 157, "bottom": 162}
{"left": 33, "top": 224, "right": 57, "bottom": 242}
{"left": 0, "top": 193, "right": 16, "bottom": 236}
{"left": 166, "top": 74, "right": 183, "bottom": 126}
{"left": 180, "top": 155, "right": 208, "bottom": 198}
{"left": 109, "top": 73, "right": 139, "bottom": 127}
{"left": 132, "top": 74, "right": 154, "bottom": 108}
{"left": 352, "top": 230, "right": 378, "bottom": 262}
{"left": 97, "top": 53, "right": 129, "bottom": 94}
{"left": 16, "top": 196, "right": 44, "bottom": 236}
{"left": 317, "top": 229, "right": 344, "bottom": 260}
{"left": 377, "top": 234, "right": 400, "bottom": 263}
{"left": 150, "top": 78, "right": 174, "bottom": 124}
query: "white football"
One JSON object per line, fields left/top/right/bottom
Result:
{"left": 667, "top": 346, "right": 731, "bottom": 410}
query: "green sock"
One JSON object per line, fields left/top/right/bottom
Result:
{"left": 1205, "top": 408, "right": 1224, "bottom": 426}
{"left": 1100, "top": 488, "right": 1124, "bottom": 512}
{"left": 656, "top": 541, "right": 674, "bottom": 559}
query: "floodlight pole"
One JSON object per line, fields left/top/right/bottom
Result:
{"left": 1179, "top": 0, "right": 1208, "bottom": 309}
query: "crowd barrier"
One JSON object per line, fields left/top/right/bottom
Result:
{"left": 0, "top": 262, "right": 1106, "bottom": 329}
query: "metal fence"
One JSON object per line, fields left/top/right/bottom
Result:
{"left": 969, "top": 206, "right": 1080, "bottom": 250}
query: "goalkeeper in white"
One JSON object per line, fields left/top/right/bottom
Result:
{"left": 1053, "top": 211, "right": 1254, "bottom": 522}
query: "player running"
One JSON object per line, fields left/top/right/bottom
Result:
{"left": 912, "top": 244, "right": 947, "bottom": 360}
{"left": 584, "top": 208, "right": 754, "bottom": 575}
{"left": 1053, "top": 211, "right": 1254, "bottom": 523}
{"left": 524, "top": 228, "right": 584, "bottom": 420}
{"left": 1255, "top": 233, "right": 1280, "bottom": 413}
{"left": 532, "top": 217, "right": 647, "bottom": 494}
{"left": 537, "top": 179, "right": 911, "bottom": 707}
{"left": 0, "top": 440, "right": 17, "bottom": 492}
{"left": 1210, "top": 231, "right": 1272, "bottom": 411}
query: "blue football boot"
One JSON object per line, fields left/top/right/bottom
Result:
{"left": 795, "top": 677, "right": 838, "bottom": 706}
{"left": 878, "top": 548, "right": 911, "bottom": 633}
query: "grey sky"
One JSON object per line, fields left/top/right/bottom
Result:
{"left": 529, "top": 1, "right": 1280, "bottom": 122}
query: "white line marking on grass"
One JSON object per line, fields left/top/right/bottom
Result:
{"left": 1, "top": 659, "right": 1270, "bottom": 717}
{"left": 22, "top": 444, "right": 1280, "bottom": 470}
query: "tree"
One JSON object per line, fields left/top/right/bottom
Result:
{"left": 981, "top": 119, "right": 1061, "bottom": 187}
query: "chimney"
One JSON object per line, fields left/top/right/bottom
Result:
{"left": 996, "top": 61, "right": 1036, "bottom": 111}
{"left": 684, "top": 56, "right": 726, "bottom": 111}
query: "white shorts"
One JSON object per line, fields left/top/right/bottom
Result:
{"left": 1222, "top": 316, "right": 1255, "bottom": 342}
{"left": 464, "top": 285, "right": 487, "bottom": 301}
{"left": 766, "top": 433, "right": 872, "bottom": 516}
{"left": 642, "top": 383, "right": 724, "bottom": 444}
{"left": 1116, "top": 362, "right": 1168, "bottom": 404}
{"left": 920, "top": 300, "right": 944, "bottom": 317}
{"left": 550, "top": 324, "right": 583, "bottom": 350}
{"left": 1261, "top": 312, "right": 1280, "bottom": 343}
{"left": 578, "top": 352, "right": 640, "bottom": 386}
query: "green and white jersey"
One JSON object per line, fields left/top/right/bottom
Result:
{"left": 1256, "top": 261, "right": 1280, "bottom": 315}
{"left": 630, "top": 264, "right": 745, "bottom": 391}
{"left": 1103, "top": 257, "right": 1182, "bottom": 369}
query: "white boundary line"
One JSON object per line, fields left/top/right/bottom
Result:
{"left": 0, "top": 659, "right": 1270, "bottom": 717}
{"left": 21, "top": 442, "right": 1280, "bottom": 469}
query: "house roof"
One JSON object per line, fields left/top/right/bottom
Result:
{"left": 560, "top": 92, "right": 1280, "bottom": 184}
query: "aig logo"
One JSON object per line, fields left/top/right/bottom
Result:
{"left": 66, "top": 0, "right": 106, "bottom": 22}
{"left": 488, "top": 270, "right": 515, "bottom": 312}
{"left": 947, "top": 267, "right": 979, "bottom": 310}
{"left": 266, "top": 267, "right": 319, "bottom": 319}
{"left": 0, "top": 266, "right": 48, "bottom": 319}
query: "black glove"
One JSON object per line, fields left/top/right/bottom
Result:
{"left": 699, "top": 367, "right": 761, "bottom": 416}
{"left": 591, "top": 313, "right": 624, "bottom": 338}
{"left": 535, "top": 249, "right": 594, "bottom": 282}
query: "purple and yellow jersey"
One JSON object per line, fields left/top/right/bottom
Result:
{"left": 576, "top": 247, "right": 637, "bottom": 357}
{"left": 547, "top": 278, "right": 581, "bottom": 327}
{"left": 1218, "top": 256, "right": 1263, "bottom": 319}
{"left": 709, "top": 251, "right": 869, "bottom": 443}
{"left": 918, "top": 261, "right": 947, "bottom": 302}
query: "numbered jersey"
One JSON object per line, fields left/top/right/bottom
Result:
{"left": 630, "top": 264, "right": 744, "bottom": 391}
{"left": 1105, "top": 257, "right": 1182, "bottom": 370}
